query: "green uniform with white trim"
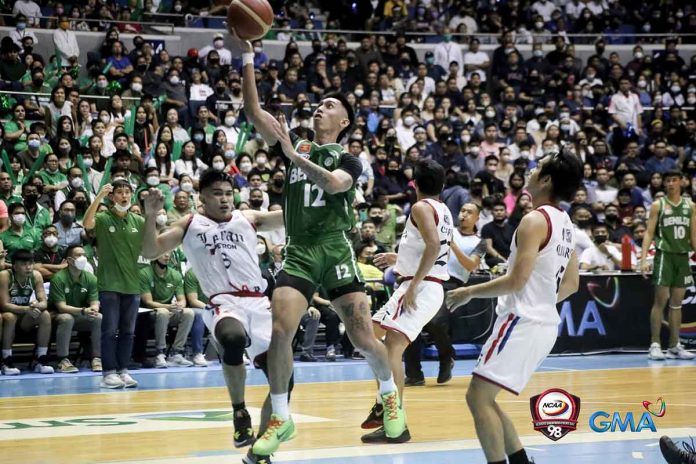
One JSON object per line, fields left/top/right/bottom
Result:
{"left": 653, "top": 197, "right": 693, "bottom": 288}
{"left": 279, "top": 132, "right": 364, "bottom": 291}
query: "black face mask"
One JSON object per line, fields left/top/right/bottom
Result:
{"left": 137, "top": 64, "right": 147, "bottom": 72}
{"left": 232, "top": 87, "right": 241, "bottom": 96}
{"left": 74, "top": 201, "right": 86, "bottom": 210}
{"left": 370, "top": 215, "right": 383, "bottom": 224}
{"left": 216, "top": 86, "right": 226, "bottom": 94}
{"left": 605, "top": 213, "right": 618, "bottom": 222}
{"left": 594, "top": 235, "right": 608, "bottom": 244}
{"left": 154, "top": 260, "right": 168, "bottom": 269}
{"left": 33, "top": 79, "right": 43, "bottom": 87}
{"left": 576, "top": 219, "right": 591, "bottom": 228}
{"left": 312, "top": 45, "right": 322, "bottom": 53}
{"left": 250, "top": 199, "right": 263, "bottom": 208}
{"left": 272, "top": 178, "right": 284, "bottom": 188}
{"left": 24, "top": 193, "right": 38, "bottom": 204}
{"left": 471, "top": 187, "right": 483, "bottom": 195}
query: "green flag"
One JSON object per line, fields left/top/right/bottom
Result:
{"left": 172, "top": 141, "right": 183, "bottom": 161}
{"left": 24, "top": 151, "right": 47, "bottom": 183}
{"left": 99, "top": 158, "right": 113, "bottom": 189}
{"left": 0, "top": 150, "right": 17, "bottom": 186}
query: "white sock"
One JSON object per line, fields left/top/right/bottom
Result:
{"left": 378, "top": 375, "right": 397, "bottom": 395}
{"left": 376, "top": 392, "right": 383, "bottom": 405}
{"left": 36, "top": 347, "right": 48, "bottom": 357}
{"left": 2, "top": 350, "right": 11, "bottom": 359}
{"left": 271, "top": 393, "right": 290, "bottom": 420}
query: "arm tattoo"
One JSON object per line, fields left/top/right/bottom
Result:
{"left": 293, "top": 155, "right": 336, "bottom": 191}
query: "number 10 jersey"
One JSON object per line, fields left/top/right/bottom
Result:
{"left": 182, "top": 212, "right": 267, "bottom": 298}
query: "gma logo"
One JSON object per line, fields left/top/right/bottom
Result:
{"left": 589, "top": 411, "right": 657, "bottom": 433}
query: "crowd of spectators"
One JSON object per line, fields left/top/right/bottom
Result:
{"left": 0, "top": 1, "right": 695, "bottom": 372}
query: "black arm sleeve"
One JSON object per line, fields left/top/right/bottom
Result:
{"left": 337, "top": 153, "right": 363, "bottom": 184}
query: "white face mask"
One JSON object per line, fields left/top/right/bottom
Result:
{"left": 461, "top": 134, "right": 471, "bottom": 143}
{"left": 100, "top": 116, "right": 110, "bottom": 124}
{"left": 131, "top": 83, "right": 142, "bottom": 92}
{"left": 403, "top": 116, "right": 415, "bottom": 127}
{"left": 485, "top": 111, "right": 495, "bottom": 118}
{"left": 180, "top": 182, "right": 194, "bottom": 192}
{"left": 535, "top": 21, "right": 544, "bottom": 29}
{"left": 214, "top": 39, "right": 223, "bottom": 49}
{"left": 560, "top": 112, "right": 570, "bottom": 120}
{"left": 256, "top": 156, "right": 267, "bottom": 166}
{"left": 224, "top": 150, "right": 236, "bottom": 159}
{"left": 70, "top": 177, "right": 84, "bottom": 188}
{"left": 12, "top": 214, "right": 26, "bottom": 225}
{"left": 670, "top": 85, "right": 681, "bottom": 94}
{"left": 256, "top": 243, "right": 266, "bottom": 255}
{"left": 72, "top": 255, "right": 88, "bottom": 271}
{"left": 225, "top": 116, "right": 236, "bottom": 126}
{"left": 520, "top": 150, "right": 531, "bottom": 158}
{"left": 97, "top": 80, "right": 107, "bottom": 89}
{"left": 212, "top": 161, "right": 225, "bottom": 171}
{"left": 83, "top": 158, "right": 93, "bottom": 168}
{"left": 169, "top": 76, "right": 180, "bottom": 85}
{"left": 637, "top": 80, "right": 647, "bottom": 88}
{"left": 688, "top": 96, "right": 696, "bottom": 105}
{"left": 253, "top": 47, "right": 263, "bottom": 54}
{"left": 156, "top": 214, "right": 168, "bottom": 226}
{"left": 44, "top": 235, "right": 58, "bottom": 247}
{"left": 299, "top": 119, "right": 311, "bottom": 128}
{"left": 146, "top": 176, "right": 159, "bottom": 187}
{"left": 113, "top": 203, "right": 130, "bottom": 213}
{"left": 634, "top": 52, "right": 644, "bottom": 60}
{"left": 239, "top": 162, "right": 252, "bottom": 173}
{"left": 354, "top": 89, "right": 364, "bottom": 97}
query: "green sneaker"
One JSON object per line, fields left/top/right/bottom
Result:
{"left": 251, "top": 414, "right": 296, "bottom": 455}
{"left": 381, "top": 391, "right": 406, "bottom": 439}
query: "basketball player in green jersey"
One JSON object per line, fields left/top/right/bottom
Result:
{"left": 231, "top": 33, "right": 405, "bottom": 459}
{"left": 641, "top": 170, "right": 696, "bottom": 361}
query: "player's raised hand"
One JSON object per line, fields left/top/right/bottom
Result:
{"left": 96, "top": 183, "right": 113, "bottom": 199}
{"left": 228, "top": 28, "right": 253, "bottom": 54}
{"left": 142, "top": 188, "right": 165, "bottom": 215}
{"left": 446, "top": 287, "right": 472, "bottom": 311}
{"left": 271, "top": 114, "right": 295, "bottom": 158}
{"left": 373, "top": 253, "right": 397, "bottom": 269}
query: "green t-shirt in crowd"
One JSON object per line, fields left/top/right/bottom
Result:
{"left": 39, "top": 169, "right": 68, "bottom": 187}
{"left": 49, "top": 268, "right": 99, "bottom": 308}
{"left": 91, "top": 210, "right": 145, "bottom": 294}
{"left": 25, "top": 205, "right": 53, "bottom": 233}
{"left": 0, "top": 227, "right": 41, "bottom": 259}
{"left": 139, "top": 264, "right": 184, "bottom": 304}
{"left": 184, "top": 268, "right": 207, "bottom": 304}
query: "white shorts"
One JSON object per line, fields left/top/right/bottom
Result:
{"left": 472, "top": 313, "right": 557, "bottom": 395}
{"left": 203, "top": 293, "right": 272, "bottom": 362}
{"left": 372, "top": 280, "right": 444, "bottom": 342}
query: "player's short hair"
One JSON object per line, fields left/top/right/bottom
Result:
{"left": 110, "top": 178, "right": 133, "bottom": 193}
{"left": 12, "top": 249, "right": 34, "bottom": 263}
{"left": 413, "top": 159, "right": 445, "bottom": 196}
{"left": 322, "top": 92, "right": 354, "bottom": 143}
{"left": 198, "top": 168, "right": 234, "bottom": 192}
{"left": 663, "top": 169, "right": 682, "bottom": 181}
{"left": 538, "top": 150, "right": 583, "bottom": 202}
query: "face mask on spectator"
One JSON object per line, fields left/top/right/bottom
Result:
{"left": 214, "top": 39, "right": 223, "bottom": 49}
{"left": 300, "top": 119, "right": 311, "bottom": 128}
{"left": 634, "top": 51, "right": 644, "bottom": 60}
{"left": 370, "top": 214, "right": 383, "bottom": 224}
{"left": 156, "top": 214, "right": 168, "bottom": 226}
{"left": 28, "top": 139, "right": 40, "bottom": 149}
{"left": 131, "top": 83, "right": 142, "bottom": 92}
{"left": 354, "top": 89, "right": 364, "bottom": 97}
{"left": 212, "top": 161, "right": 225, "bottom": 171}
{"left": 180, "top": 182, "right": 194, "bottom": 192}
{"left": 83, "top": 158, "right": 93, "bottom": 168}
{"left": 485, "top": 110, "right": 495, "bottom": 119}
{"left": 146, "top": 176, "right": 159, "bottom": 186}
{"left": 250, "top": 198, "right": 263, "bottom": 208}
{"left": 100, "top": 115, "right": 110, "bottom": 124}
{"left": 520, "top": 150, "right": 531, "bottom": 158}
{"left": 594, "top": 234, "right": 608, "bottom": 244}
{"left": 71, "top": 256, "right": 88, "bottom": 270}
{"left": 256, "top": 156, "right": 267, "bottom": 166}
{"left": 254, "top": 47, "right": 263, "bottom": 54}
{"left": 12, "top": 214, "right": 26, "bottom": 225}
{"left": 113, "top": 203, "right": 130, "bottom": 213}
{"left": 61, "top": 211, "right": 75, "bottom": 223}
{"left": 70, "top": 177, "right": 83, "bottom": 188}
{"left": 403, "top": 116, "right": 415, "bottom": 127}
{"left": 256, "top": 243, "right": 266, "bottom": 255}
{"left": 461, "top": 135, "right": 471, "bottom": 143}
{"left": 272, "top": 178, "right": 284, "bottom": 188}
{"left": 670, "top": 84, "right": 680, "bottom": 94}
{"left": 469, "top": 145, "right": 479, "bottom": 154}
{"left": 193, "top": 133, "right": 204, "bottom": 142}
{"left": 224, "top": 150, "right": 236, "bottom": 159}
{"left": 17, "top": 22, "right": 26, "bottom": 30}
{"left": 44, "top": 235, "right": 58, "bottom": 247}
{"left": 533, "top": 49, "right": 543, "bottom": 58}
{"left": 137, "top": 64, "right": 147, "bottom": 72}
{"left": 560, "top": 124, "right": 571, "bottom": 132}
{"left": 534, "top": 21, "right": 543, "bottom": 29}
{"left": 174, "top": 4, "right": 182, "bottom": 12}
{"left": 225, "top": 116, "right": 236, "bottom": 126}
{"left": 688, "top": 96, "right": 696, "bottom": 105}
{"left": 239, "top": 161, "right": 252, "bottom": 173}
{"left": 97, "top": 79, "right": 108, "bottom": 89}
{"left": 169, "top": 76, "right": 180, "bottom": 85}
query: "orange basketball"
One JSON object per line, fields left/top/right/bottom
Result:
{"left": 227, "top": 0, "right": 274, "bottom": 41}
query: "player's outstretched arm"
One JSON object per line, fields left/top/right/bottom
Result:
{"left": 230, "top": 31, "right": 278, "bottom": 146}
{"left": 447, "top": 211, "right": 546, "bottom": 307}
{"left": 557, "top": 251, "right": 579, "bottom": 302}
{"left": 244, "top": 209, "right": 284, "bottom": 232}
{"left": 141, "top": 188, "right": 187, "bottom": 259}
{"left": 271, "top": 115, "right": 357, "bottom": 194}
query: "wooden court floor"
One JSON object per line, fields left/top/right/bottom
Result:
{"left": 1, "top": 363, "right": 695, "bottom": 464}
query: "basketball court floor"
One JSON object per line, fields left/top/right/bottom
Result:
{"left": 1, "top": 354, "right": 694, "bottom": 464}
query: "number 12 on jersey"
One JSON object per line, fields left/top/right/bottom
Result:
{"left": 304, "top": 184, "right": 326, "bottom": 207}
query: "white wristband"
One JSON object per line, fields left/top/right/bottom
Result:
{"left": 242, "top": 53, "right": 254, "bottom": 67}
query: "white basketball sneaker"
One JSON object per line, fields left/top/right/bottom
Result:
{"left": 649, "top": 342, "right": 666, "bottom": 360}
{"left": 665, "top": 343, "right": 695, "bottom": 360}
{"left": 100, "top": 373, "right": 125, "bottom": 389}
{"left": 167, "top": 353, "right": 193, "bottom": 367}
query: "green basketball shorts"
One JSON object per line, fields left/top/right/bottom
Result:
{"left": 653, "top": 251, "right": 694, "bottom": 288}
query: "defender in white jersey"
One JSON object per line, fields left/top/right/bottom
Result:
{"left": 361, "top": 160, "right": 453, "bottom": 444}
{"left": 447, "top": 152, "right": 582, "bottom": 464}
{"left": 140, "top": 169, "right": 286, "bottom": 456}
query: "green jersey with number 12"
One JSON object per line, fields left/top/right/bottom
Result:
{"left": 655, "top": 197, "right": 692, "bottom": 253}
{"left": 283, "top": 132, "right": 358, "bottom": 238}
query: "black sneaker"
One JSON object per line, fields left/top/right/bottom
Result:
{"left": 233, "top": 408, "right": 255, "bottom": 448}
{"left": 299, "top": 353, "right": 318, "bottom": 362}
{"left": 361, "top": 426, "right": 411, "bottom": 444}
{"left": 361, "top": 402, "right": 384, "bottom": 429}
{"left": 242, "top": 448, "right": 273, "bottom": 464}
{"left": 660, "top": 436, "right": 696, "bottom": 464}
{"left": 404, "top": 375, "right": 425, "bottom": 386}
{"left": 437, "top": 358, "right": 455, "bottom": 384}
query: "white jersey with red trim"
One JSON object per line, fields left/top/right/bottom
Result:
{"left": 182, "top": 211, "right": 267, "bottom": 298}
{"left": 496, "top": 205, "right": 574, "bottom": 324}
{"left": 394, "top": 199, "right": 453, "bottom": 281}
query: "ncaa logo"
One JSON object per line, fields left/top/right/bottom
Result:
{"left": 530, "top": 388, "right": 581, "bottom": 441}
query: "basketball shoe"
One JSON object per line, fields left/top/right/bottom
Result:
{"left": 361, "top": 426, "right": 411, "bottom": 444}
{"left": 251, "top": 414, "right": 296, "bottom": 455}
{"left": 361, "top": 402, "right": 384, "bottom": 429}
{"left": 233, "top": 408, "right": 255, "bottom": 448}
{"left": 381, "top": 391, "right": 406, "bottom": 439}
{"left": 242, "top": 449, "right": 272, "bottom": 464}
{"left": 660, "top": 436, "right": 696, "bottom": 464}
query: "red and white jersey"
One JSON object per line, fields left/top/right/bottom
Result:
{"left": 497, "top": 205, "right": 575, "bottom": 324}
{"left": 394, "top": 199, "right": 453, "bottom": 281}
{"left": 182, "top": 211, "right": 267, "bottom": 298}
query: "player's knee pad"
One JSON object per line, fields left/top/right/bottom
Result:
{"left": 215, "top": 322, "right": 248, "bottom": 366}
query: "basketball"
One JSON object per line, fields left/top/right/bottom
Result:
{"left": 227, "top": 0, "right": 274, "bottom": 41}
